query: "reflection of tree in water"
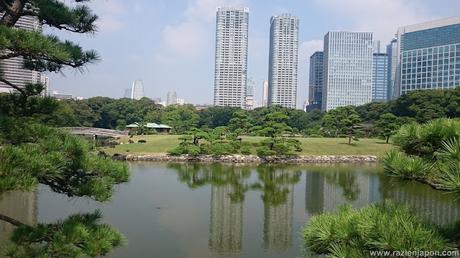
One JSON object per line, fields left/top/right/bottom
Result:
{"left": 169, "top": 163, "right": 303, "bottom": 252}
{"left": 324, "top": 171, "right": 360, "bottom": 201}
{"left": 169, "top": 163, "right": 250, "bottom": 254}
{"left": 253, "top": 165, "right": 301, "bottom": 251}
{"left": 169, "top": 163, "right": 251, "bottom": 202}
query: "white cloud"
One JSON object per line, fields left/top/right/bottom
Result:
{"left": 314, "top": 0, "right": 434, "bottom": 41}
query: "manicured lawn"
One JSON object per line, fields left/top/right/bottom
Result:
{"left": 103, "top": 135, "right": 395, "bottom": 156}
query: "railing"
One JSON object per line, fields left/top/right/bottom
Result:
{"left": 62, "top": 127, "right": 128, "bottom": 138}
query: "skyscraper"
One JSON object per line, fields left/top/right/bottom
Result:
{"left": 262, "top": 80, "right": 269, "bottom": 107}
{"left": 307, "top": 51, "right": 324, "bottom": 111}
{"left": 322, "top": 31, "right": 373, "bottom": 111}
{"left": 245, "top": 77, "right": 255, "bottom": 110}
{"left": 131, "top": 80, "right": 144, "bottom": 100}
{"left": 396, "top": 16, "right": 460, "bottom": 96}
{"left": 167, "top": 90, "right": 178, "bottom": 106}
{"left": 123, "top": 88, "right": 132, "bottom": 98}
{"left": 386, "top": 38, "right": 398, "bottom": 100}
{"left": 372, "top": 53, "right": 389, "bottom": 102}
{"left": 0, "top": 15, "right": 41, "bottom": 93}
{"left": 268, "top": 14, "right": 299, "bottom": 109}
{"left": 214, "top": 7, "right": 249, "bottom": 108}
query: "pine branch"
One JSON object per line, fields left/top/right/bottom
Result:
{"left": 0, "top": 213, "right": 26, "bottom": 227}
{"left": 0, "top": 77, "right": 25, "bottom": 93}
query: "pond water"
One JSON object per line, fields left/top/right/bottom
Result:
{"left": 1, "top": 163, "right": 460, "bottom": 257}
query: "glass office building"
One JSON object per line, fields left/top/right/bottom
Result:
{"left": 386, "top": 38, "right": 398, "bottom": 100}
{"left": 397, "top": 17, "right": 460, "bottom": 95}
{"left": 322, "top": 31, "right": 373, "bottom": 111}
{"left": 372, "top": 53, "right": 389, "bottom": 102}
{"left": 307, "top": 51, "right": 324, "bottom": 111}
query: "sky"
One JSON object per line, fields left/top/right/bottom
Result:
{"left": 49, "top": 0, "right": 460, "bottom": 107}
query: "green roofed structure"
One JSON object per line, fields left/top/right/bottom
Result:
{"left": 126, "top": 123, "right": 172, "bottom": 134}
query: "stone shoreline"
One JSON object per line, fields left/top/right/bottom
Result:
{"left": 112, "top": 153, "right": 379, "bottom": 164}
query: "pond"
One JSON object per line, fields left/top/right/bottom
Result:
{"left": 1, "top": 163, "right": 460, "bottom": 257}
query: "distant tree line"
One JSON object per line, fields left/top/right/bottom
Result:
{"left": 3, "top": 88, "right": 458, "bottom": 139}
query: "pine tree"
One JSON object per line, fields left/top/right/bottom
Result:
{"left": 0, "top": 1, "right": 130, "bottom": 257}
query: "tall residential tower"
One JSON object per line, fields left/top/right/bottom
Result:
{"left": 131, "top": 80, "right": 144, "bottom": 100}
{"left": 268, "top": 14, "right": 299, "bottom": 109}
{"left": 322, "top": 31, "right": 373, "bottom": 111}
{"left": 214, "top": 7, "right": 249, "bottom": 108}
{"left": 0, "top": 15, "right": 41, "bottom": 93}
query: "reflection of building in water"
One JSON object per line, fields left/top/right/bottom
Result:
{"left": 263, "top": 184, "right": 294, "bottom": 251}
{"left": 0, "top": 190, "right": 37, "bottom": 256}
{"left": 305, "top": 172, "right": 324, "bottom": 215}
{"left": 305, "top": 171, "right": 381, "bottom": 216}
{"left": 209, "top": 184, "right": 243, "bottom": 255}
{"left": 389, "top": 187, "right": 460, "bottom": 226}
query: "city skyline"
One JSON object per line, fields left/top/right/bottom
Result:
{"left": 42, "top": 0, "right": 460, "bottom": 107}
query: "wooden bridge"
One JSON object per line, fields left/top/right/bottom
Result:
{"left": 63, "top": 127, "right": 128, "bottom": 138}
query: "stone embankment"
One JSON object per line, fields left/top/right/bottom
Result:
{"left": 111, "top": 153, "right": 378, "bottom": 164}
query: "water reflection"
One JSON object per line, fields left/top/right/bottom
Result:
{"left": 254, "top": 166, "right": 300, "bottom": 251}
{"left": 1, "top": 163, "right": 460, "bottom": 258}
{"left": 169, "top": 163, "right": 460, "bottom": 256}
{"left": 0, "top": 191, "right": 37, "bottom": 257}
{"left": 305, "top": 167, "right": 381, "bottom": 217}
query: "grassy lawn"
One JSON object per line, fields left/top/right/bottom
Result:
{"left": 103, "top": 135, "right": 395, "bottom": 157}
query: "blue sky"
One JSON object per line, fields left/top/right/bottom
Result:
{"left": 49, "top": 0, "right": 460, "bottom": 107}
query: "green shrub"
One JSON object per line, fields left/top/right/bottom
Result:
{"left": 393, "top": 119, "right": 460, "bottom": 157}
{"left": 382, "top": 150, "right": 433, "bottom": 180}
{"left": 302, "top": 203, "right": 452, "bottom": 256}
{"left": 240, "top": 142, "right": 252, "bottom": 155}
{"left": 210, "top": 142, "right": 235, "bottom": 156}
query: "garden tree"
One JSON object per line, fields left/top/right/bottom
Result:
{"left": 392, "top": 88, "right": 460, "bottom": 123}
{"left": 59, "top": 99, "right": 99, "bottom": 127}
{"left": 256, "top": 112, "right": 302, "bottom": 156}
{"left": 0, "top": 1, "right": 130, "bottom": 257}
{"left": 228, "top": 110, "right": 252, "bottom": 134}
{"left": 286, "top": 109, "right": 313, "bottom": 133}
{"left": 161, "top": 104, "right": 199, "bottom": 134}
{"left": 375, "top": 113, "right": 400, "bottom": 143}
{"left": 356, "top": 101, "right": 392, "bottom": 123}
{"left": 198, "top": 106, "right": 239, "bottom": 129}
{"left": 321, "top": 106, "right": 362, "bottom": 144}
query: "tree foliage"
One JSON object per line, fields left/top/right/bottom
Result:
{"left": 0, "top": 1, "right": 130, "bottom": 257}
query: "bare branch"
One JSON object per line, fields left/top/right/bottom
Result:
{"left": 0, "top": 77, "right": 25, "bottom": 93}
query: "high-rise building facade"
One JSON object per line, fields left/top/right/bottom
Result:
{"left": 372, "top": 53, "right": 389, "bottom": 102}
{"left": 214, "top": 7, "right": 249, "bottom": 108}
{"left": 322, "top": 31, "right": 373, "bottom": 111}
{"left": 396, "top": 16, "right": 460, "bottom": 96}
{"left": 268, "top": 14, "right": 299, "bottom": 109}
{"left": 167, "top": 90, "right": 178, "bottom": 106}
{"left": 0, "top": 15, "right": 41, "bottom": 93}
{"left": 131, "top": 80, "right": 144, "bottom": 100}
{"left": 307, "top": 51, "right": 324, "bottom": 111}
{"left": 245, "top": 77, "right": 255, "bottom": 110}
{"left": 387, "top": 38, "right": 398, "bottom": 100}
{"left": 262, "top": 80, "right": 269, "bottom": 107}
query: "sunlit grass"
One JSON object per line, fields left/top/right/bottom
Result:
{"left": 103, "top": 135, "right": 394, "bottom": 156}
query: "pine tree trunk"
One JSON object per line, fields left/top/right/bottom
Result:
{"left": 0, "top": 0, "right": 26, "bottom": 27}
